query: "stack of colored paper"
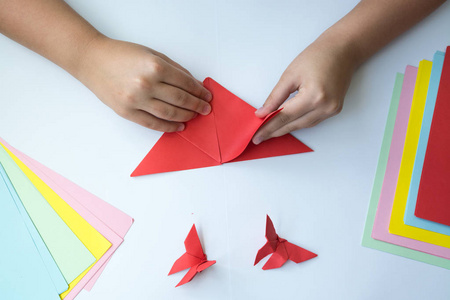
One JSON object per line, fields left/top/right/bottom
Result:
{"left": 0, "top": 138, "right": 134, "bottom": 299}
{"left": 362, "top": 47, "right": 450, "bottom": 269}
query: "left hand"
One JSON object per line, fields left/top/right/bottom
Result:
{"left": 252, "top": 35, "right": 357, "bottom": 144}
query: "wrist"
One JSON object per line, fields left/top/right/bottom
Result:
{"left": 314, "top": 27, "right": 362, "bottom": 71}
{"left": 72, "top": 32, "right": 109, "bottom": 85}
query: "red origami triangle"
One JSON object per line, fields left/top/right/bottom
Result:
{"left": 131, "top": 78, "right": 313, "bottom": 176}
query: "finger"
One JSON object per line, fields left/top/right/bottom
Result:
{"left": 269, "top": 110, "right": 323, "bottom": 138}
{"left": 252, "top": 93, "right": 312, "bottom": 144}
{"left": 139, "top": 98, "right": 197, "bottom": 122}
{"left": 160, "top": 63, "right": 212, "bottom": 102}
{"left": 305, "top": 117, "right": 326, "bottom": 128}
{"left": 153, "top": 83, "right": 211, "bottom": 116}
{"left": 153, "top": 51, "right": 192, "bottom": 76}
{"left": 126, "top": 109, "right": 184, "bottom": 132}
{"left": 255, "top": 75, "right": 298, "bottom": 118}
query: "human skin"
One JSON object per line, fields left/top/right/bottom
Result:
{"left": 0, "top": 0, "right": 446, "bottom": 137}
{"left": 252, "top": 0, "right": 446, "bottom": 144}
{"left": 0, "top": 0, "right": 212, "bottom": 132}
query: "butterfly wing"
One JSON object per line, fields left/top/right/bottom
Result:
{"left": 285, "top": 241, "right": 317, "bottom": 264}
{"left": 254, "top": 242, "right": 274, "bottom": 265}
{"left": 197, "top": 260, "right": 216, "bottom": 272}
{"left": 169, "top": 252, "right": 203, "bottom": 275}
{"left": 185, "top": 224, "right": 206, "bottom": 259}
{"left": 169, "top": 224, "right": 205, "bottom": 275}
{"left": 255, "top": 215, "right": 281, "bottom": 267}
{"left": 262, "top": 242, "right": 289, "bottom": 270}
{"left": 265, "top": 215, "right": 278, "bottom": 243}
{"left": 175, "top": 265, "right": 199, "bottom": 287}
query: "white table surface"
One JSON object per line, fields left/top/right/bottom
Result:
{"left": 1, "top": 1, "right": 450, "bottom": 299}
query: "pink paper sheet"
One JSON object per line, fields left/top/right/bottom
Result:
{"left": 1, "top": 139, "right": 134, "bottom": 298}
{"left": 371, "top": 66, "right": 450, "bottom": 259}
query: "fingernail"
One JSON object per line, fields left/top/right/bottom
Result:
{"left": 177, "top": 124, "right": 185, "bottom": 131}
{"left": 205, "top": 92, "right": 212, "bottom": 102}
{"left": 201, "top": 105, "right": 211, "bottom": 115}
{"left": 253, "top": 136, "right": 263, "bottom": 145}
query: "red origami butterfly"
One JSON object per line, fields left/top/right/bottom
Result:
{"left": 168, "top": 224, "right": 216, "bottom": 287}
{"left": 255, "top": 215, "right": 317, "bottom": 270}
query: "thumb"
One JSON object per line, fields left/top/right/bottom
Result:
{"left": 255, "top": 75, "right": 297, "bottom": 118}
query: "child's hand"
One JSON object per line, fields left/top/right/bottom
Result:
{"left": 79, "top": 37, "right": 212, "bottom": 132}
{"left": 252, "top": 35, "right": 357, "bottom": 144}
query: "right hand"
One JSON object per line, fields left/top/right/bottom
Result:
{"left": 77, "top": 36, "right": 212, "bottom": 132}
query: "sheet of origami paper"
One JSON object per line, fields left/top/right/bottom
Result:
{"left": 0, "top": 140, "right": 123, "bottom": 299}
{"left": 0, "top": 138, "right": 134, "bottom": 297}
{"left": 404, "top": 52, "right": 450, "bottom": 235}
{"left": 254, "top": 215, "right": 317, "bottom": 270}
{"left": 415, "top": 47, "right": 450, "bottom": 226}
{"left": 371, "top": 65, "right": 450, "bottom": 258}
{"left": 0, "top": 142, "right": 112, "bottom": 297}
{"left": 388, "top": 60, "right": 450, "bottom": 248}
{"left": 0, "top": 165, "right": 61, "bottom": 300}
{"left": 0, "top": 166, "right": 68, "bottom": 294}
{"left": 169, "top": 224, "right": 215, "bottom": 287}
{"left": 362, "top": 72, "right": 450, "bottom": 269}
{"left": 132, "top": 77, "right": 312, "bottom": 176}
{"left": 0, "top": 144, "right": 95, "bottom": 283}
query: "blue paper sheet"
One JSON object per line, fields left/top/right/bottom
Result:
{"left": 0, "top": 165, "right": 68, "bottom": 294}
{"left": 0, "top": 164, "right": 60, "bottom": 300}
{"left": 404, "top": 51, "right": 450, "bottom": 235}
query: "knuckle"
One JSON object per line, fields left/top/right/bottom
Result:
{"left": 185, "top": 78, "right": 198, "bottom": 92}
{"left": 307, "top": 120, "right": 320, "bottom": 128}
{"left": 311, "top": 90, "right": 327, "bottom": 107}
{"left": 143, "top": 119, "right": 157, "bottom": 130}
{"left": 115, "top": 107, "right": 132, "bottom": 119}
{"left": 176, "top": 92, "right": 189, "bottom": 107}
{"left": 278, "top": 113, "right": 291, "bottom": 125}
{"left": 160, "top": 106, "right": 177, "bottom": 120}
{"left": 147, "top": 57, "right": 165, "bottom": 74}
{"left": 325, "top": 101, "right": 342, "bottom": 115}
{"left": 135, "top": 76, "right": 149, "bottom": 90}
{"left": 121, "top": 91, "right": 138, "bottom": 107}
{"left": 285, "top": 123, "right": 300, "bottom": 133}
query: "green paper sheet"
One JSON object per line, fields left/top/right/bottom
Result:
{"left": 0, "top": 145, "right": 96, "bottom": 282}
{"left": 361, "top": 73, "right": 450, "bottom": 269}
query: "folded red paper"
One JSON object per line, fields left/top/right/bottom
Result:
{"left": 131, "top": 78, "right": 312, "bottom": 176}
{"left": 415, "top": 47, "right": 450, "bottom": 226}
{"left": 255, "top": 215, "right": 317, "bottom": 270}
{"left": 168, "top": 224, "right": 215, "bottom": 287}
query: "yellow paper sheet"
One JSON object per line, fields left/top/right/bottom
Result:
{"left": 389, "top": 60, "right": 450, "bottom": 248}
{"left": 1, "top": 143, "right": 112, "bottom": 297}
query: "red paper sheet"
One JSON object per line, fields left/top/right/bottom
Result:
{"left": 131, "top": 78, "right": 312, "bottom": 176}
{"left": 415, "top": 47, "right": 450, "bottom": 226}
